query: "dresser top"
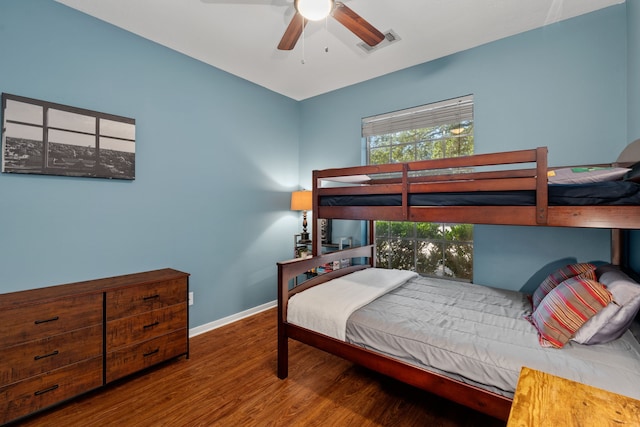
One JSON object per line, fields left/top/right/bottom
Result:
{"left": 507, "top": 366, "right": 640, "bottom": 426}
{"left": 0, "top": 268, "right": 189, "bottom": 309}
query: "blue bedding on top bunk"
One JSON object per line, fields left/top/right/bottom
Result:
{"left": 319, "top": 181, "right": 640, "bottom": 207}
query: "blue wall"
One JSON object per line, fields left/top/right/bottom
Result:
{"left": 627, "top": 0, "right": 640, "bottom": 272}
{"left": 0, "top": 0, "right": 300, "bottom": 328}
{"left": 299, "top": 5, "right": 629, "bottom": 290}
{"left": 1, "top": 1, "right": 638, "bottom": 328}
{"left": 630, "top": 0, "right": 640, "bottom": 142}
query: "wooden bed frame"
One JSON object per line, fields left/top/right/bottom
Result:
{"left": 277, "top": 245, "right": 513, "bottom": 420}
{"left": 278, "top": 145, "right": 640, "bottom": 421}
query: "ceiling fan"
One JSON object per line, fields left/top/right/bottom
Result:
{"left": 277, "top": 0, "right": 385, "bottom": 50}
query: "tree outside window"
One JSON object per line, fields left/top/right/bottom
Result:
{"left": 364, "top": 97, "right": 474, "bottom": 280}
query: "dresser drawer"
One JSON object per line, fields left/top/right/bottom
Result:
{"left": 0, "top": 293, "right": 103, "bottom": 348}
{"left": 0, "top": 357, "right": 102, "bottom": 425}
{"left": 105, "top": 329, "right": 188, "bottom": 383}
{"left": 106, "top": 303, "right": 187, "bottom": 350}
{"left": 106, "top": 278, "right": 187, "bottom": 320}
{"left": 0, "top": 324, "right": 102, "bottom": 385}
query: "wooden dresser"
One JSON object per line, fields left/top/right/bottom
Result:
{"left": 0, "top": 268, "right": 189, "bottom": 425}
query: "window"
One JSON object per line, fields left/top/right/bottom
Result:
{"left": 363, "top": 95, "right": 474, "bottom": 280}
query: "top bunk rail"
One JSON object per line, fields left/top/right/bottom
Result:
{"left": 310, "top": 146, "right": 640, "bottom": 249}
{"left": 315, "top": 147, "right": 543, "bottom": 181}
{"left": 313, "top": 146, "right": 549, "bottom": 223}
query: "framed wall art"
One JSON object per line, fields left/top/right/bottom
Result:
{"left": 1, "top": 93, "right": 135, "bottom": 180}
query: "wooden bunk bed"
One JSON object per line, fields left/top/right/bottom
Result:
{"left": 277, "top": 145, "right": 640, "bottom": 421}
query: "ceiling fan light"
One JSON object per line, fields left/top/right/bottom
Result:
{"left": 296, "top": 0, "right": 334, "bottom": 21}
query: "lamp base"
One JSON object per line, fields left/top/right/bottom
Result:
{"left": 299, "top": 232, "right": 311, "bottom": 243}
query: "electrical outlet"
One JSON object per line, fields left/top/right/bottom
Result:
{"left": 188, "top": 292, "right": 194, "bottom": 306}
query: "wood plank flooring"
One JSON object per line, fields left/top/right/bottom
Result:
{"left": 15, "top": 308, "right": 506, "bottom": 427}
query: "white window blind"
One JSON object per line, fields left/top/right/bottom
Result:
{"left": 362, "top": 95, "right": 473, "bottom": 137}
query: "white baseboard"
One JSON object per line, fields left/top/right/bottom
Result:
{"left": 189, "top": 300, "right": 276, "bottom": 338}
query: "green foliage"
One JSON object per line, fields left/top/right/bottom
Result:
{"left": 368, "top": 122, "right": 474, "bottom": 281}
{"left": 367, "top": 123, "right": 474, "bottom": 165}
{"left": 376, "top": 223, "right": 473, "bottom": 281}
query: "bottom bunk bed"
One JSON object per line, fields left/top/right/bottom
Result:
{"left": 276, "top": 245, "right": 640, "bottom": 421}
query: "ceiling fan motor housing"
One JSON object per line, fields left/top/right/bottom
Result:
{"left": 295, "top": 0, "right": 335, "bottom": 21}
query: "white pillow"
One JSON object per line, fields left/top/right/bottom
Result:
{"left": 573, "top": 267, "right": 640, "bottom": 344}
{"left": 548, "top": 167, "right": 630, "bottom": 184}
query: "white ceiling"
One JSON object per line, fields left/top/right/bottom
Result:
{"left": 55, "top": 0, "right": 624, "bottom": 101}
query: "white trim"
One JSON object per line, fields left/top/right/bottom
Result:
{"left": 189, "top": 300, "right": 277, "bottom": 338}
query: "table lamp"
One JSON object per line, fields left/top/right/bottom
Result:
{"left": 291, "top": 190, "right": 312, "bottom": 242}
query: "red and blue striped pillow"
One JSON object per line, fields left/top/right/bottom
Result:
{"left": 527, "top": 276, "right": 612, "bottom": 348}
{"left": 531, "top": 263, "right": 597, "bottom": 310}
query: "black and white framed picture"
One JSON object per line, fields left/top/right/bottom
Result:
{"left": 1, "top": 93, "right": 135, "bottom": 180}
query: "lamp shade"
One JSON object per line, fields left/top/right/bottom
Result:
{"left": 291, "top": 190, "right": 312, "bottom": 211}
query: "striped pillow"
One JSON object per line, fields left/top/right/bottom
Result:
{"left": 531, "top": 263, "right": 597, "bottom": 310}
{"left": 527, "top": 276, "right": 612, "bottom": 348}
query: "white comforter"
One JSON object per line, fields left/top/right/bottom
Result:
{"left": 287, "top": 268, "right": 417, "bottom": 340}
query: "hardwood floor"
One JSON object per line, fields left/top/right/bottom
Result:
{"left": 15, "top": 308, "right": 506, "bottom": 427}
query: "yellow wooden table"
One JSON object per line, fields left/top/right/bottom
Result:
{"left": 507, "top": 367, "right": 640, "bottom": 426}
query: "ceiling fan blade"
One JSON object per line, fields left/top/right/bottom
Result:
{"left": 332, "top": 2, "right": 384, "bottom": 47}
{"left": 278, "top": 12, "right": 308, "bottom": 50}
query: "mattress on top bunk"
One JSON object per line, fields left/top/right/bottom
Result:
{"left": 319, "top": 181, "right": 640, "bottom": 207}
{"left": 287, "top": 271, "right": 640, "bottom": 400}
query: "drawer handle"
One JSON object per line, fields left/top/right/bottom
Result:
{"left": 143, "top": 294, "right": 160, "bottom": 301}
{"left": 34, "top": 384, "right": 59, "bottom": 396}
{"left": 143, "top": 348, "right": 160, "bottom": 357}
{"left": 143, "top": 321, "right": 160, "bottom": 329}
{"left": 34, "top": 316, "right": 59, "bottom": 325}
{"left": 34, "top": 350, "right": 59, "bottom": 361}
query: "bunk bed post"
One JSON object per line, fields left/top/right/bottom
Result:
{"left": 535, "top": 146, "right": 549, "bottom": 225}
{"left": 277, "top": 262, "right": 289, "bottom": 379}
{"left": 402, "top": 163, "right": 409, "bottom": 221}
{"left": 368, "top": 220, "right": 376, "bottom": 267}
{"left": 312, "top": 170, "right": 320, "bottom": 256}
{"left": 611, "top": 228, "right": 625, "bottom": 267}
